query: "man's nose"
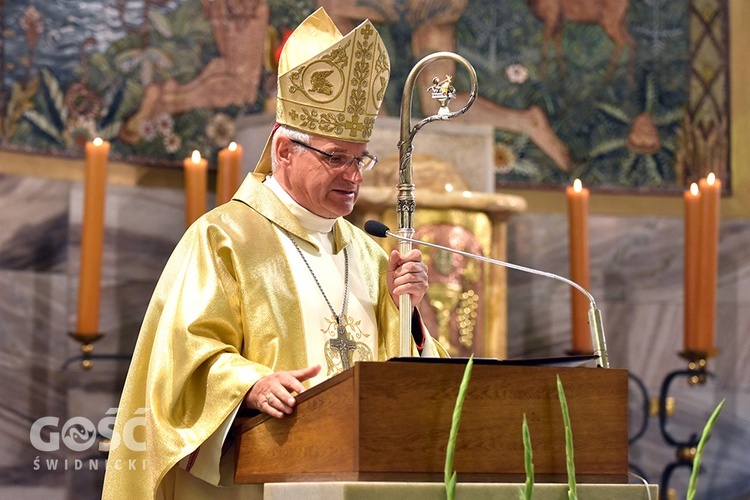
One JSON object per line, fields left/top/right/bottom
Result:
{"left": 341, "top": 160, "right": 364, "bottom": 183}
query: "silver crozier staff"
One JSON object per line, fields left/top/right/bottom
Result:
{"left": 395, "top": 52, "right": 478, "bottom": 356}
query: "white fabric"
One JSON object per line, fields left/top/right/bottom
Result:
{"left": 177, "top": 403, "right": 241, "bottom": 485}
{"left": 266, "top": 177, "right": 379, "bottom": 386}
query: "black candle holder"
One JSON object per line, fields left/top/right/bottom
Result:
{"left": 628, "top": 349, "right": 718, "bottom": 500}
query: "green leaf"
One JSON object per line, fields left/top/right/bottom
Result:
{"left": 23, "top": 110, "right": 62, "bottom": 144}
{"left": 522, "top": 413, "right": 534, "bottom": 500}
{"left": 4, "top": 77, "right": 39, "bottom": 137}
{"left": 590, "top": 138, "right": 626, "bottom": 157}
{"left": 654, "top": 107, "right": 686, "bottom": 127}
{"left": 118, "top": 79, "right": 145, "bottom": 118}
{"left": 144, "top": 47, "right": 174, "bottom": 71}
{"left": 686, "top": 398, "right": 725, "bottom": 500}
{"left": 89, "top": 52, "right": 113, "bottom": 74}
{"left": 557, "top": 375, "right": 577, "bottom": 500}
{"left": 171, "top": 0, "right": 213, "bottom": 40}
{"left": 595, "top": 102, "right": 631, "bottom": 123}
{"left": 644, "top": 73, "right": 656, "bottom": 111}
{"left": 445, "top": 356, "right": 474, "bottom": 500}
{"left": 97, "top": 120, "right": 123, "bottom": 141}
{"left": 140, "top": 59, "right": 155, "bottom": 86}
{"left": 114, "top": 48, "right": 145, "bottom": 73}
{"left": 106, "top": 34, "right": 144, "bottom": 59}
{"left": 40, "top": 68, "right": 67, "bottom": 124}
{"left": 446, "top": 471, "right": 457, "bottom": 500}
{"left": 148, "top": 10, "right": 174, "bottom": 39}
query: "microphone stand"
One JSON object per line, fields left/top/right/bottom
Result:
{"left": 371, "top": 223, "right": 610, "bottom": 369}
{"left": 396, "top": 52, "right": 478, "bottom": 356}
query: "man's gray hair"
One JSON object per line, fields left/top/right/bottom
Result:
{"left": 270, "top": 125, "right": 311, "bottom": 171}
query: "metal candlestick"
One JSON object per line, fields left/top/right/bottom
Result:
{"left": 68, "top": 331, "right": 103, "bottom": 370}
{"left": 629, "top": 350, "right": 718, "bottom": 499}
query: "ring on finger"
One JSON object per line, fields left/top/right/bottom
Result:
{"left": 265, "top": 392, "right": 273, "bottom": 404}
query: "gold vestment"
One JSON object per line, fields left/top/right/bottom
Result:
{"left": 101, "top": 175, "right": 441, "bottom": 499}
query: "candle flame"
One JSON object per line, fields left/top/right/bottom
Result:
{"left": 228, "top": 141, "right": 237, "bottom": 152}
{"left": 93, "top": 137, "right": 103, "bottom": 146}
{"left": 445, "top": 183, "right": 454, "bottom": 192}
{"left": 191, "top": 150, "right": 201, "bottom": 163}
{"left": 573, "top": 178, "right": 582, "bottom": 193}
{"left": 690, "top": 182, "right": 699, "bottom": 196}
{"left": 707, "top": 172, "right": 716, "bottom": 186}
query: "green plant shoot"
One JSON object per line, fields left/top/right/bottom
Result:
{"left": 518, "top": 413, "right": 534, "bottom": 500}
{"left": 557, "top": 375, "right": 577, "bottom": 500}
{"left": 445, "top": 355, "right": 474, "bottom": 500}
{"left": 686, "top": 398, "right": 726, "bottom": 500}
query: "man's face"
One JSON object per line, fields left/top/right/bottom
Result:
{"left": 280, "top": 135, "right": 369, "bottom": 219}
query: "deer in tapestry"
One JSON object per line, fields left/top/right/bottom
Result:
{"left": 317, "top": 0, "right": 575, "bottom": 170}
{"left": 526, "top": 0, "right": 636, "bottom": 82}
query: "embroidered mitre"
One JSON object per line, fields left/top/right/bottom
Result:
{"left": 253, "top": 7, "right": 391, "bottom": 177}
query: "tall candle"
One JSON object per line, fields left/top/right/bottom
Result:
{"left": 684, "top": 182, "right": 702, "bottom": 352}
{"left": 566, "top": 179, "right": 592, "bottom": 353}
{"left": 216, "top": 141, "right": 244, "bottom": 206}
{"left": 76, "top": 137, "right": 110, "bottom": 334}
{"left": 184, "top": 150, "right": 208, "bottom": 228}
{"left": 695, "top": 173, "right": 721, "bottom": 353}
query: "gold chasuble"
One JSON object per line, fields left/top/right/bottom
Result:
{"left": 101, "top": 175, "right": 445, "bottom": 499}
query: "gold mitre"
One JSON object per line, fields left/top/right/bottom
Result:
{"left": 253, "top": 7, "right": 391, "bottom": 178}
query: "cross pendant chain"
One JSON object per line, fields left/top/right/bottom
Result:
{"left": 285, "top": 231, "right": 356, "bottom": 370}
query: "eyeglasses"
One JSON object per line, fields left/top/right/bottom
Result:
{"left": 290, "top": 139, "right": 378, "bottom": 172}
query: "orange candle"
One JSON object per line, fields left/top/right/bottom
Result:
{"left": 184, "top": 150, "right": 208, "bottom": 228}
{"left": 566, "top": 179, "right": 592, "bottom": 353}
{"left": 695, "top": 173, "right": 721, "bottom": 353}
{"left": 684, "top": 182, "right": 702, "bottom": 352}
{"left": 216, "top": 141, "right": 244, "bottom": 205}
{"left": 76, "top": 137, "right": 110, "bottom": 334}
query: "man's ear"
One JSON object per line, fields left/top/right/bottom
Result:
{"left": 273, "top": 136, "right": 294, "bottom": 171}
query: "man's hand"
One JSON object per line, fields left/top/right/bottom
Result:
{"left": 387, "top": 249, "right": 429, "bottom": 309}
{"left": 244, "top": 365, "right": 321, "bottom": 418}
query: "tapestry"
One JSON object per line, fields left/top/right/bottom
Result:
{"left": 0, "top": 0, "right": 729, "bottom": 194}
{"left": 455, "top": 0, "right": 729, "bottom": 193}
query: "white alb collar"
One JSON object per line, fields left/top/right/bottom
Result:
{"left": 265, "top": 176, "right": 336, "bottom": 234}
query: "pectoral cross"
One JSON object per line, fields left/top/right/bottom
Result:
{"left": 330, "top": 318, "right": 357, "bottom": 370}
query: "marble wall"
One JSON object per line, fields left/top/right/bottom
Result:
{"left": 0, "top": 174, "right": 185, "bottom": 498}
{"left": 505, "top": 212, "right": 750, "bottom": 499}
{"left": 0, "top": 172, "right": 748, "bottom": 499}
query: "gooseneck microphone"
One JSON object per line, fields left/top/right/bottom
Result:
{"left": 364, "top": 220, "right": 610, "bottom": 368}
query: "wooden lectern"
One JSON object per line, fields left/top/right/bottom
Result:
{"left": 234, "top": 360, "right": 628, "bottom": 485}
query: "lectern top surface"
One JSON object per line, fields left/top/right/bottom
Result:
{"left": 388, "top": 354, "right": 598, "bottom": 368}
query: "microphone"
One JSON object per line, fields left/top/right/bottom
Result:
{"left": 364, "top": 220, "right": 610, "bottom": 368}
